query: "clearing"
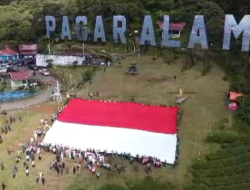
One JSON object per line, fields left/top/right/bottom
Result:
{"left": 0, "top": 55, "right": 229, "bottom": 190}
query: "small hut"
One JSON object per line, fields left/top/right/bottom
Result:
{"left": 9, "top": 70, "right": 33, "bottom": 89}
{"left": 19, "top": 44, "right": 37, "bottom": 58}
{"left": 157, "top": 22, "right": 186, "bottom": 39}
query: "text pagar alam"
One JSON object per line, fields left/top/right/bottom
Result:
{"left": 45, "top": 15, "right": 250, "bottom": 52}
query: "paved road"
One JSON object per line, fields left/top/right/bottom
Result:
{"left": 0, "top": 72, "right": 58, "bottom": 111}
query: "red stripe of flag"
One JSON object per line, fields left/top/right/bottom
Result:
{"left": 58, "top": 99, "right": 178, "bottom": 134}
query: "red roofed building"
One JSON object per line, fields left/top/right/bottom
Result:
{"left": 9, "top": 70, "right": 33, "bottom": 89}
{"left": 19, "top": 44, "right": 37, "bottom": 58}
{"left": 157, "top": 21, "right": 186, "bottom": 39}
{"left": 0, "top": 47, "right": 19, "bottom": 60}
{"left": 10, "top": 70, "right": 32, "bottom": 80}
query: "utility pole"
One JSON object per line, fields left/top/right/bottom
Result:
{"left": 48, "top": 41, "right": 51, "bottom": 54}
{"left": 82, "top": 41, "right": 85, "bottom": 54}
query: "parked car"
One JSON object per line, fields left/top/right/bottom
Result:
{"left": 0, "top": 67, "right": 7, "bottom": 73}
{"left": 1, "top": 63, "right": 10, "bottom": 68}
{"left": 39, "top": 68, "right": 44, "bottom": 73}
{"left": 40, "top": 69, "right": 50, "bottom": 76}
{"left": 6, "top": 68, "right": 18, "bottom": 72}
{"left": 26, "top": 59, "right": 35, "bottom": 65}
{"left": 16, "top": 60, "right": 24, "bottom": 65}
{"left": 38, "top": 66, "right": 47, "bottom": 71}
{"left": 28, "top": 64, "right": 38, "bottom": 70}
{"left": 27, "top": 80, "right": 39, "bottom": 88}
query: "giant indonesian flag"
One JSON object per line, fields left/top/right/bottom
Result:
{"left": 42, "top": 99, "right": 179, "bottom": 164}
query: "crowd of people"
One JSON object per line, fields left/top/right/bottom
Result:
{"left": 0, "top": 103, "right": 179, "bottom": 189}
{"left": 0, "top": 115, "right": 22, "bottom": 144}
{"left": 0, "top": 109, "right": 61, "bottom": 189}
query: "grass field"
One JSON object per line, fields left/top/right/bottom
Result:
{"left": 0, "top": 55, "right": 230, "bottom": 190}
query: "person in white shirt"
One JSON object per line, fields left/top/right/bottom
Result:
{"left": 26, "top": 169, "right": 29, "bottom": 176}
{"left": 32, "top": 160, "right": 35, "bottom": 168}
{"left": 37, "top": 148, "right": 40, "bottom": 155}
{"left": 39, "top": 171, "right": 43, "bottom": 179}
{"left": 17, "top": 150, "right": 21, "bottom": 159}
{"left": 30, "top": 138, "right": 34, "bottom": 143}
{"left": 96, "top": 171, "right": 100, "bottom": 178}
{"left": 91, "top": 166, "right": 96, "bottom": 174}
{"left": 34, "top": 131, "right": 37, "bottom": 140}
{"left": 60, "top": 152, "right": 64, "bottom": 160}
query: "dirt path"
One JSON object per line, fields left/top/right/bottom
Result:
{"left": 0, "top": 74, "right": 58, "bottom": 111}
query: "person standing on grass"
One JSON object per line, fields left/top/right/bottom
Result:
{"left": 32, "top": 160, "right": 35, "bottom": 168}
{"left": 39, "top": 171, "right": 43, "bottom": 179}
{"left": 36, "top": 175, "right": 39, "bottom": 183}
{"left": 12, "top": 170, "right": 16, "bottom": 179}
{"left": 41, "top": 176, "right": 45, "bottom": 186}
{"left": 96, "top": 171, "right": 100, "bottom": 179}
{"left": 26, "top": 168, "right": 29, "bottom": 176}
{"left": 38, "top": 153, "right": 42, "bottom": 161}
{"left": 17, "top": 150, "right": 21, "bottom": 159}
{"left": 1, "top": 163, "right": 4, "bottom": 170}
{"left": 2, "top": 182, "right": 6, "bottom": 190}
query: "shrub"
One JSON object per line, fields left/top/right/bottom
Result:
{"left": 82, "top": 68, "right": 95, "bottom": 82}
{"left": 129, "top": 177, "right": 175, "bottom": 190}
{"left": 68, "top": 188, "right": 86, "bottom": 190}
{"left": 63, "top": 98, "right": 70, "bottom": 106}
{"left": 206, "top": 145, "right": 250, "bottom": 160}
{"left": 193, "top": 152, "right": 250, "bottom": 169}
{"left": 99, "top": 184, "right": 126, "bottom": 190}
{"left": 206, "top": 130, "right": 239, "bottom": 143}
{"left": 183, "top": 184, "right": 208, "bottom": 190}
{"left": 193, "top": 162, "right": 250, "bottom": 178}
{"left": 234, "top": 96, "right": 250, "bottom": 132}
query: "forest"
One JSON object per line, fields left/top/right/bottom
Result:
{"left": 0, "top": 0, "right": 248, "bottom": 50}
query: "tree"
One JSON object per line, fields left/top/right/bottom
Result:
{"left": 199, "top": 1, "right": 225, "bottom": 48}
{"left": 0, "top": 6, "right": 33, "bottom": 42}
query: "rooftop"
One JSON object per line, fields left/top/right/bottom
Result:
{"left": 19, "top": 44, "right": 37, "bottom": 55}
{"left": 9, "top": 70, "right": 32, "bottom": 80}
{"left": 0, "top": 48, "right": 19, "bottom": 56}
{"left": 157, "top": 22, "right": 186, "bottom": 31}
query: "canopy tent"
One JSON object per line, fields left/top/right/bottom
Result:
{"left": 229, "top": 92, "right": 244, "bottom": 101}
{"left": 42, "top": 99, "right": 179, "bottom": 164}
